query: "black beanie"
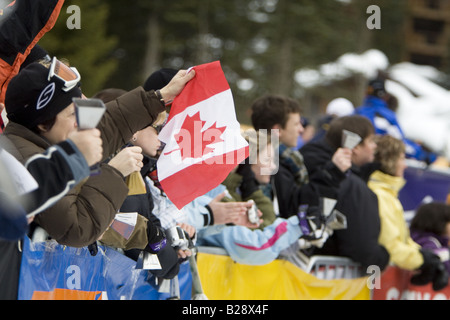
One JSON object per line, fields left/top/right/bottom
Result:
{"left": 20, "top": 45, "right": 50, "bottom": 71}
{"left": 143, "top": 68, "right": 177, "bottom": 91}
{"left": 5, "top": 62, "right": 82, "bottom": 129}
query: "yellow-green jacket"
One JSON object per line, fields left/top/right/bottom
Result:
{"left": 368, "top": 170, "right": 423, "bottom": 270}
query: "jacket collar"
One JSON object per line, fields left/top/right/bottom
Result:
{"left": 369, "top": 170, "right": 406, "bottom": 194}
{"left": 3, "top": 121, "right": 52, "bottom": 161}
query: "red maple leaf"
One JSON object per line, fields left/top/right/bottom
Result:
{"left": 164, "top": 112, "right": 227, "bottom": 160}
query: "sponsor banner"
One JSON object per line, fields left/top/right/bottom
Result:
{"left": 400, "top": 165, "right": 450, "bottom": 212}
{"left": 197, "top": 253, "right": 370, "bottom": 300}
{"left": 18, "top": 237, "right": 192, "bottom": 300}
{"left": 372, "top": 266, "right": 450, "bottom": 300}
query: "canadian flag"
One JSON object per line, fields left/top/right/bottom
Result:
{"left": 157, "top": 61, "right": 249, "bottom": 209}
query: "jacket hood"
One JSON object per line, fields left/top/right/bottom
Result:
{"left": 369, "top": 170, "right": 406, "bottom": 195}
{"left": 300, "top": 138, "right": 334, "bottom": 175}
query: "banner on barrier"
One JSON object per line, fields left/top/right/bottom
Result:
{"left": 372, "top": 266, "right": 450, "bottom": 300}
{"left": 18, "top": 237, "right": 192, "bottom": 300}
{"left": 196, "top": 253, "right": 370, "bottom": 300}
{"left": 400, "top": 165, "right": 450, "bottom": 212}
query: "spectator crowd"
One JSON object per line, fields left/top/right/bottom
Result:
{"left": 1, "top": 10, "right": 450, "bottom": 299}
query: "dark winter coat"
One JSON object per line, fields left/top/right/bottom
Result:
{"left": 300, "top": 138, "right": 390, "bottom": 271}
{"left": 119, "top": 157, "right": 180, "bottom": 279}
{"left": 2, "top": 87, "right": 165, "bottom": 247}
{"left": 273, "top": 145, "right": 347, "bottom": 219}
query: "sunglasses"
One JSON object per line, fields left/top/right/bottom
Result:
{"left": 48, "top": 57, "right": 81, "bottom": 92}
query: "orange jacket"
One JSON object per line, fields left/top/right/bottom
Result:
{"left": 0, "top": 0, "right": 64, "bottom": 131}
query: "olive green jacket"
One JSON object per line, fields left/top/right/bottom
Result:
{"left": 222, "top": 173, "right": 276, "bottom": 229}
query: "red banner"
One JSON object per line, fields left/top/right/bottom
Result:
{"left": 373, "top": 266, "right": 450, "bottom": 300}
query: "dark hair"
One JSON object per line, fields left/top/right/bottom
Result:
{"left": 31, "top": 116, "right": 57, "bottom": 134}
{"left": 325, "top": 115, "right": 374, "bottom": 150}
{"left": 410, "top": 202, "right": 450, "bottom": 236}
{"left": 251, "top": 95, "right": 302, "bottom": 131}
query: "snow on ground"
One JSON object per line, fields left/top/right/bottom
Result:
{"left": 295, "top": 49, "right": 450, "bottom": 160}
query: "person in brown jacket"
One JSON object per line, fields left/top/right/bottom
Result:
{"left": 2, "top": 58, "right": 195, "bottom": 248}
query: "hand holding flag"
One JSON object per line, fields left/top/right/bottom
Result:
{"left": 157, "top": 61, "right": 249, "bottom": 209}
{"left": 158, "top": 69, "right": 196, "bottom": 108}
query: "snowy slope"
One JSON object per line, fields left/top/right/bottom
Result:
{"left": 295, "top": 49, "right": 450, "bottom": 160}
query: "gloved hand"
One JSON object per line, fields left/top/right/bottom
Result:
{"left": 411, "top": 249, "right": 449, "bottom": 291}
{"left": 144, "top": 221, "right": 167, "bottom": 254}
{"left": 298, "top": 228, "right": 333, "bottom": 249}
{"left": 309, "top": 228, "right": 333, "bottom": 248}
{"left": 236, "top": 159, "right": 258, "bottom": 199}
{"left": 432, "top": 262, "right": 449, "bottom": 291}
{"left": 297, "top": 205, "right": 325, "bottom": 241}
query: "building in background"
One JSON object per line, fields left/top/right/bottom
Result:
{"left": 404, "top": 0, "right": 450, "bottom": 70}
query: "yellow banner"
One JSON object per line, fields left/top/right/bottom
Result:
{"left": 197, "top": 253, "right": 370, "bottom": 300}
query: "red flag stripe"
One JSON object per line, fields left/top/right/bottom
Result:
{"left": 159, "top": 146, "right": 249, "bottom": 209}
{"left": 167, "top": 61, "right": 230, "bottom": 123}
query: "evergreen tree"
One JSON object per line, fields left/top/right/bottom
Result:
{"left": 39, "top": 0, "right": 118, "bottom": 97}
{"left": 102, "top": 0, "right": 413, "bottom": 123}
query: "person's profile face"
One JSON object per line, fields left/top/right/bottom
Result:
{"left": 132, "top": 125, "right": 161, "bottom": 157}
{"left": 278, "top": 113, "right": 303, "bottom": 148}
{"left": 352, "top": 134, "right": 377, "bottom": 167}
{"left": 251, "top": 143, "right": 277, "bottom": 185}
{"left": 40, "top": 103, "right": 78, "bottom": 144}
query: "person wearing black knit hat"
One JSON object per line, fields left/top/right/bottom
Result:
{"left": 143, "top": 68, "right": 178, "bottom": 92}
{"left": 6, "top": 60, "right": 82, "bottom": 134}
{"left": 19, "top": 45, "right": 51, "bottom": 71}
{"left": 0, "top": 57, "right": 195, "bottom": 300}
{"left": 2, "top": 57, "right": 195, "bottom": 249}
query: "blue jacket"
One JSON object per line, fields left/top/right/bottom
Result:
{"left": 0, "top": 138, "right": 90, "bottom": 241}
{"left": 186, "top": 185, "right": 303, "bottom": 266}
{"left": 355, "top": 96, "right": 437, "bottom": 164}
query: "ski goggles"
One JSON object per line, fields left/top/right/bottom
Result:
{"left": 47, "top": 56, "right": 81, "bottom": 92}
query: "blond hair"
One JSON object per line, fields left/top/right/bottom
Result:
{"left": 153, "top": 111, "right": 168, "bottom": 127}
{"left": 374, "top": 135, "right": 405, "bottom": 176}
{"left": 240, "top": 127, "right": 272, "bottom": 163}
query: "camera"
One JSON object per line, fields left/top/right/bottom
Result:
{"left": 319, "top": 197, "right": 347, "bottom": 231}
{"left": 247, "top": 200, "right": 259, "bottom": 225}
{"left": 166, "top": 226, "right": 194, "bottom": 251}
{"left": 326, "top": 209, "right": 347, "bottom": 230}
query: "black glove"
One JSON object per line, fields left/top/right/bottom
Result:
{"left": 411, "top": 249, "right": 449, "bottom": 291}
{"left": 432, "top": 262, "right": 449, "bottom": 291}
{"left": 236, "top": 159, "right": 258, "bottom": 199}
{"left": 144, "top": 221, "right": 167, "bottom": 254}
{"left": 297, "top": 205, "right": 325, "bottom": 241}
{"left": 150, "top": 245, "right": 180, "bottom": 280}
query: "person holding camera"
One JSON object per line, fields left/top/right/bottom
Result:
{"left": 250, "top": 94, "right": 352, "bottom": 219}
{"left": 142, "top": 69, "right": 255, "bottom": 234}
{"left": 194, "top": 131, "right": 330, "bottom": 266}
{"left": 368, "top": 135, "right": 449, "bottom": 291}
{"left": 300, "top": 115, "right": 390, "bottom": 271}
{"left": 0, "top": 129, "right": 103, "bottom": 300}
{"left": 2, "top": 57, "right": 194, "bottom": 248}
{"left": 0, "top": 56, "right": 194, "bottom": 299}
{"left": 221, "top": 129, "right": 278, "bottom": 230}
